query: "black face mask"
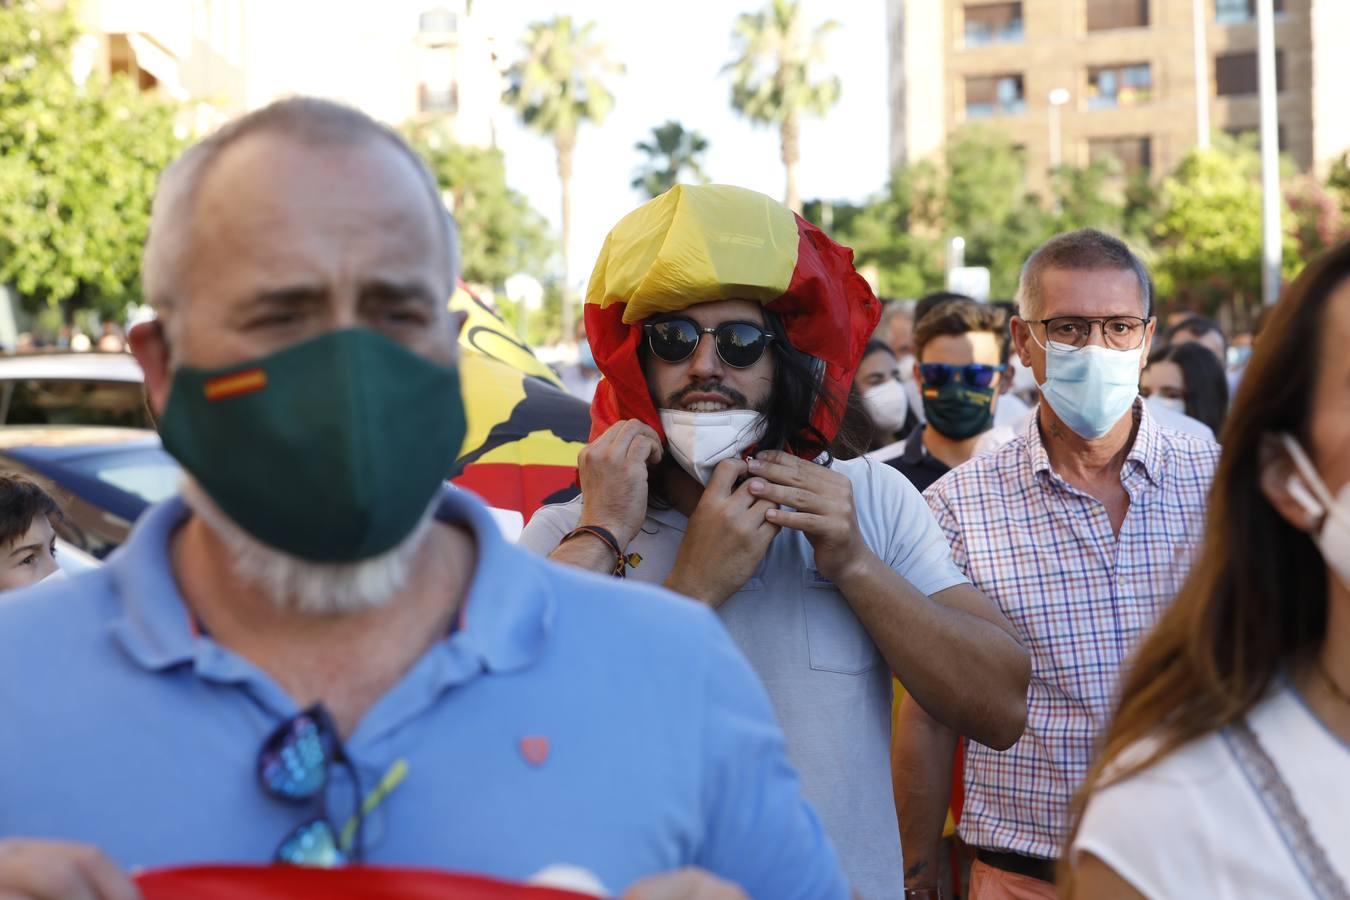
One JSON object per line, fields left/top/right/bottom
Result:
{"left": 921, "top": 382, "right": 996, "bottom": 441}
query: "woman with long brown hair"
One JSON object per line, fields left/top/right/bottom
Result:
{"left": 1063, "top": 242, "right": 1350, "bottom": 898}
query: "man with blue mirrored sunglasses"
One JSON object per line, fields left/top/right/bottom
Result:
{"left": 875, "top": 298, "right": 1009, "bottom": 494}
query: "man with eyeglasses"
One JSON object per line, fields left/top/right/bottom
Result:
{"left": 894, "top": 229, "right": 1220, "bottom": 900}
{"left": 0, "top": 101, "right": 854, "bottom": 900}
{"left": 880, "top": 297, "right": 1009, "bottom": 492}
{"left": 519, "top": 184, "right": 1030, "bottom": 900}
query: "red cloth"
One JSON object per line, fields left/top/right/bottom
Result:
{"left": 453, "top": 462, "right": 581, "bottom": 522}
{"left": 136, "top": 865, "right": 597, "bottom": 900}
{"left": 586, "top": 215, "right": 880, "bottom": 457}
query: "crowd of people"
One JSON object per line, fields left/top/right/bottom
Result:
{"left": 12, "top": 321, "right": 128, "bottom": 355}
{"left": 0, "top": 96, "right": 1346, "bottom": 900}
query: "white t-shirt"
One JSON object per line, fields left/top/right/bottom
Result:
{"left": 1072, "top": 685, "right": 1350, "bottom": 898}
{"left": 519, "top": 457, "right": 968, "bottom": 900}
{"left": 992, "top": 392, "right": 1032, "bottom": 429}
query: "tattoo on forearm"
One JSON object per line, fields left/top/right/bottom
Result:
{"left": 904, "top": 861, "right": 928, "bottom": 879}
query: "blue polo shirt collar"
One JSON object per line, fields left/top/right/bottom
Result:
{"left": 106, "top": 486, "right": 553, "bottom": 703}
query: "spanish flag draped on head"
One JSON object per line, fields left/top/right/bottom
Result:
{"left": 584, "top": 184, "right": 882, "bottom": 457}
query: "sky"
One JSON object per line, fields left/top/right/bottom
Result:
{"left": 471, "top": 0, "right": 891, "bottom": 289}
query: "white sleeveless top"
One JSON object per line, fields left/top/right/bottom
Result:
{"left": 1072, "top": 685, "right": 1350, "bottom": 898}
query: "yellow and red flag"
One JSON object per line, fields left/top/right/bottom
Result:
{"left": 584, "top": 184, "right": 881, "bottom": 454}
{"left": 448, "top": 286, "right": 588, "bottom": 526}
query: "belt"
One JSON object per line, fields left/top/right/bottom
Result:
{"left": 974, "top": 848, "right": 1057, "bottom": 884}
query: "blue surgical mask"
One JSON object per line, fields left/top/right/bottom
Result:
{"left": 1031, "top": 336, "right": 1142, "bottom": 439}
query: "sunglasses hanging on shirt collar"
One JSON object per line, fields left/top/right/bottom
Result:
{"left": 257, "top": 704, "right": 407, "bottom": 867}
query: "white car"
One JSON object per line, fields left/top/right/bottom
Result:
{"left": 0, "top": 352, "right": 149, "bottom": 428}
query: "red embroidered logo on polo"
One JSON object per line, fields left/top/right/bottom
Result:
{"left": 519, "top": 736, "right": 550, "bottom": 767}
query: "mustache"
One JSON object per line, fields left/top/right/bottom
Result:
{"left": 668, "top": 380, "right": 749, "bottom": 408}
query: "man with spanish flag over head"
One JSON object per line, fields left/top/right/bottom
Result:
{"left": 520, "top": 184, "right": 1031, "bottom": 899}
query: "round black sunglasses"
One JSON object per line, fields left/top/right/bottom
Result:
{"left": 642, "top": 317, "right": 776, "bottom": 369}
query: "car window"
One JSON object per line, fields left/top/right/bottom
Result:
{"left": 64, "top": 448, "right": 181, "bottom": 507}
{"left": 0, "top": 379, "right": 150, "bottom": 428}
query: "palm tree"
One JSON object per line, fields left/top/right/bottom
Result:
{"left": 505, "top": 16, "right": 621, "bottom": 339}
{"left": 726, "top": 0, "right": 840, "bottom": 213}
{"left": 631, "top": 120, "right": 711, "bottom": 199}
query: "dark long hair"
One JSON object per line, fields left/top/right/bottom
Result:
{"left": 845, "top": 340, "right": 905, "bottom": 455}
{"left": 636, "top": 309, "right": 867, "bottom": 471}
{"left": 1145, "top": 341, "right": 1230, "bottom": 435}
{"left": 1060, "top": 241, "right": 1350, "bottom": 891}
{"left": 758, "top": 309, "right": 869, "bottom": 461}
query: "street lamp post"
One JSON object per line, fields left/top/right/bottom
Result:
{"left": 1257, "top": 0, "right": 1282, "bottom": 306}
{"left": 1047, "top": 88, "right": 1070, "bottom": 170}
{"left": 1192, "top": 0, "right": 1210, "bottom": 150}
{"left": 946, "top": 236, "right": 966, "bottom": 285}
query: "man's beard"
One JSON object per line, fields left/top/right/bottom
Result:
{"left": 180, "top": 477, "right": 436, "bottom": 615}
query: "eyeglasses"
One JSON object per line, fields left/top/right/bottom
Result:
{"left": 918, "top": 363, "right": 1006, "bottom": 389}
{"left": 1029, "top": 316, "right": 1151, "bottom": 351}
{"left": 643, "top": 318, "right": 776, "bottom": 369}
{"left": 257, "top": 705, "right": 364, "bottom": 866}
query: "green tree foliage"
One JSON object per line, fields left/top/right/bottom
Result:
{"left": 504, "top": 16, "right": 621, "bottom": 337}
{"left": 940, "top": 130, "right": 1050, "bottom": 296}
{"left": 1326, "top": 151, "right": 1350, "bottom": 218}
{"left": 800, "top": 198, "right": 863, "bottom": 238}
{"left": 493, "top": 280, "right": 564, "bottom": 348}
{"left": 1049, "top": 160, "right": 1133, "bottom": 235}
{"left": 1152, "top": 133, "right": 1298, "bottom": 317}
{"left": 1286, "top": 173, "right": 1347, "bottom": 264}
{"left": 826, "top": 125, "right": 1349, "bottom": 330}
{"left": 820, "top": 163, "right": 943, "bottom": 299}
{"left": 831, "top": 128, "right": 1053, "bottom": 299}
{"left": 0, "top": 1, "right": 182, "bottom": 322}
{"left": 631, "top": 120, "right": 710, "bottom": 199}
{"left": 406, "top": 126, "right": 554, "bottom": 290}
{"left": 726, "top": 0, "right": 839, "bottom": 213}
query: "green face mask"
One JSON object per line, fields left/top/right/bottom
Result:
{"left": 921, "top": 382, "right": 996, "bottom": 441}
{"left": 160, "top": 329, "right": 467, "bottom": 562}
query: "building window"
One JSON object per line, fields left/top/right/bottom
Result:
{"left": 964, "top": 2, "right": 1024, "bottom": 47}
{"left": 1215, "top": 0, "right": 1285, "bottom": 25}
{"left": 1215, "top": 49, "right": 1286, "bottom": 96}
{"left": 419, "top": 82, "right": 458, "bottom": 114}
{"left": 965, "top": 74, "right": 1026, "bottom": 118}
{"left": 1088, "top": 136, "right": 1153, "bottom": 175}
{"left": 1087, "top": 0, "right": 1149, "bottom": 31}
{"left": 419, "top": 7, "right": 458, "bottom": 35}
{"left": 1087, "top": 63, "right": 1153, "bottom": 109}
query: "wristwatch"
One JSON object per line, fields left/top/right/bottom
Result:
{"left": 903, "top": 889, "right": 944, "bottom": 900}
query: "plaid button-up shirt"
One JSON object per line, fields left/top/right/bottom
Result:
{"left": 923, "top": 401, "right": 1220, "bottom": 859}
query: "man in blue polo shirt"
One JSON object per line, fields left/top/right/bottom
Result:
{"left": 0, "top": 98, "right": 846, "bottom": 900}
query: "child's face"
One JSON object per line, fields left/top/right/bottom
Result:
{"left": 1, "top": 515, "right": 59, "bottom": 591}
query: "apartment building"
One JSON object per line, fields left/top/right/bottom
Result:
{"left": 887, "top": 0, "right": 1350, "bottom": 188}
{"left": 73, "top": 0, "right": 504, "bottom": 144}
